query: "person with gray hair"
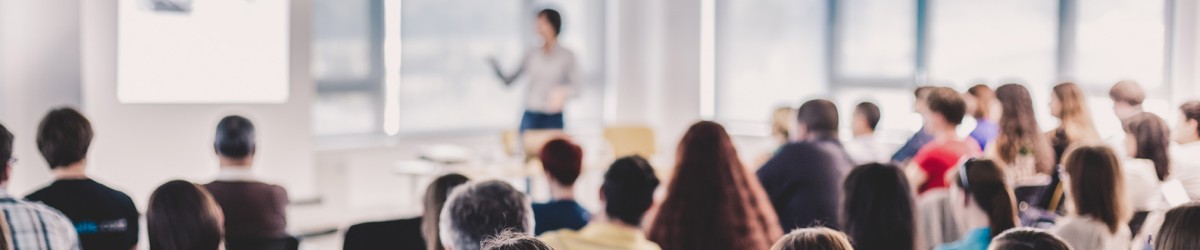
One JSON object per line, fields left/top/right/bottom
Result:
{"left": 440, "top": 180, "right": 535, "bottom": 250}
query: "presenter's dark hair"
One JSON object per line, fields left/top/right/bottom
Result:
{"left": 843, "top": 163, "right": 915, "bottom": 250}
{"left": 36, "top": 107, "right": 93, "bottom": 168}
{"left": 603, "top": 155, "right": 660, "bottom": 226}
{"left": 148, "top": 180, "right": 224, "bottom": 250}
{"left": 0, "top": 123, "right": 12, "bottom": 182}
{"left": 215, "top": 115, "right": 256, "bottom": 158}
{"left": 538, "top": 9, "right": 562, "bottom": 36}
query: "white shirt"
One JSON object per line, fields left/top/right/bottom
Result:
{"left": 1052, "top": 216, "right": 1131, "bottom": 250}
{"left": 496, "top": 45, "right": 581, "bottom": 113}
{"left": 843, "top": 135, "right": 892, "bottom": 165}
{"left": 215, "top": 167, "right": 260, "bottom": 182}
{"left": 1122, "top": 159, "right": 1166, "bottom": 211}
{"left": 1170, "top": 141, "right": 1200, "bottom": 201}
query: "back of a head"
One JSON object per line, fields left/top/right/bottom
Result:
{"left": 423, "top": 174, "right": 471, "bottom": 250}
{"left": 967, "top": 84, "right": 995, "bottom": 119}
{"left": 148, "top": 180, "right": 223, "bottom": 250}
{"left": 771, "top": 227, "right": 854, "bottom": 250}
{"left": 773, "top": 107, "right": 796, "bottom": 138}
{"left": 37, "top": 107, "right": 93, "bottom": 168}
{"left": 1053, "top": 82, "right": 1100, "bottom": 142}
{"left": 994, "top": 84, "right": 1054, "bottom": 173}
{"left": 926, "top": 87, "right": 967, "bottom": 125}
{"left": 480, "top": 230, "right": 553, "bottom": 250}
{"left": 440, "top": 180, "right": 532, "bottom": 250}
{"left": 1109, "top": 80, "right": 1145, "bottom": 106}
{"left": 957, "top": 159, "right": 1017, "bottom": 238}
{"left": 854, "top": 102, "right": 881, "bottom": 132}
{"left": 0, "top": 123, "right": 12, "bottom": 183}
{"left": 988, "top": 228, "right": 1072, "bottom": 250}
{"left": 651, "top": 121, "right": 780, "bottom": 250}
{"left": 797, "top": 99, "right": 839, "bottom": 138}
{"left": 539, "top": 139, "right": 583, "bottom": 186}
{"left": 1180, "top": 101, "right": 1200, "bottom": 137}
{"left": 1123, "top": 112, "right": 1171, "bottom": 181}
{"left": 603, "top": 155, "right": 660, "bottom": 226}
{"left": 1155, "top": 202, "right": 1200, "bottom": 249}
{"left": 843, "top": 163, "right": 915, "bottom": 250}
{"left": 1061, "top": 144, "right": 1125, "bottom": 234}
{"left": 215, "top": 115, "right": 256, "bottom": 159}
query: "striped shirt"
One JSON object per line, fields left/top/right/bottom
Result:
{"left": 0, "top": 189, "right": 79, "bottom": 250}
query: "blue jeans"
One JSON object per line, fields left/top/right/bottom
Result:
{"left": 520, "top": 111, "right": 564, "bottom": 131}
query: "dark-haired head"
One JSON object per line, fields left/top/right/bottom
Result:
{"left": 994, "top": 84, "right": 1054, "bottom": 174}
{"left": 1061, "top": 144, "right": 1126, "bottom": 234}
{"left": 967, "top": 84, "right": 995, "bottom": 120}
{"left": 1155, "top": 202, "right": 1200, "bottom": 249}
{"left": 1178, "top": 101, "right": 1200, "bottom": 143}
{"left": 148, "top": 180, "right": 224, "bottom": 250}
{"left": 649, "top": 121, "right": 782, "bottom": 250}
{"left": 796, "top": 99, "right": 839, "bottom": 140}
{"left": 853, "top": 102, "right": 881, "bottom": 134}
{"left": 36, "top": 107, "right": 93, "bottom": 169}
{"left": 602, "top": 155, "right": 660, "bottom": 226}
{"left": 1123, "top": 112, "right": 1171, "bottom": 181}
{"left": 215, "top": 115, "right": 256, "bottom": 160}
{"left": 926, "top": 87, "right": 967, "bottom": 126}
{"left": 956, "top": 159, "right": 1017, "bottom": 238}
{"left": 481, "top": 230, "right": 553, "bottom": 250}
{"left": 988, "top": 228, "right": 1072, "bottom": 250}
{"left": 770, "top": 227, "right": 854, "bottom": 250}
{"left": 537, "top": 9, "right": 562, "bottom": 38}
{"left": 539, "top": 139, "right": 583, "bottom": 186}
{"left": 843, "top": 163, "right": 915, "bottom": 250}
{"left": 0, "top": 123, "right": 12, "bottom": 183}
{"left": 422, "top": 173, "right": 470, "bottom": 250}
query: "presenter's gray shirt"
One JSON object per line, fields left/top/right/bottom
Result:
{"left": 494, "top": 45, "right": 581, "bottom": 113}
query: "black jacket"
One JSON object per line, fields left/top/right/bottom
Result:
{"left": 756, "top": 137, "right": 854, "bottom": 231}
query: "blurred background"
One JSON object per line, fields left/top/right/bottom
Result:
{"left": 2, "top": 0, "right": 1200, "bottom": 248}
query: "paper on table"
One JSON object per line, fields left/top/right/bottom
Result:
{"left": 1162, "top": 179, "right": 1189, "bottom": 207}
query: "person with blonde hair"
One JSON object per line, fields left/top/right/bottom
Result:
{"left": 1047, "top": 82, "right": 1101, "bottom": 164}
{"left": 770, "top": 227, "right": 854, "bottom": 250}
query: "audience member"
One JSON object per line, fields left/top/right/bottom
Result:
{"left": 0, "top": 122, "right": 80, "bottom": 249}
{"left": 147, "top": 180, "right": 224, "bottom": 250}
{"left": 892, "top": 86, "right": 937, "bottom": 164}
{"left": 342, "top": 173, "right": 470, "bottom": 250}
{"left": 483, "top": 230, "right": 553, "bottom": 250}
{"left": 758, "top": 99, "right": 854, "bottom": 231}
{"left": 844, "top": 102, "right": 891, "bottom": 165}
{"left": 25, "top": 107, "right": 139, "bottom": 250}
{"left": 937, "top": 159, "right": 1017, "bottom": 250}
{"left": 1153, "top": 202, "right": 1200, "bottom": 249}
{"left": 1052, "top": 144, "right": 1131, "bottom": 250}
{"left": 533, "top": 139, "right": 590, "bottom": 235}
{"left": 1107, "top": 80, "right": 1146, "bottom": 157}
{"left": 1121, "top": 112, "right": 1172, "bottom": 237}
{"left": 1047, "top": 82, "right": 1101, "bottom": 164}
{"left": 843, "top": 163, "right": 915, "bottom": 250}
{"left": 540, "top": 156, "right": 661, "bottom": 250}
{"left": 989, "top": 84, "right": 1055, "bottom": 182}
{"left": 908, "top": 87, "right": 981, "bottom": 194}
{"left": 441, "top": 180, "right": 534, "bottom": 250}
{"left": 1172, "top": 101, "right": 1200, "bottom": 201}
{"left": 772, "top": 106, "right": 796, "bottom": 148}
{"left": 966, "top": 85, "right": 1000, "bottom": 150}
{"left": 202, "top": 115, "right": 291, "bottom": 250}
{"left": 649, "top": 121, "right": 782, "bottom": 250}
{"left": 769, "top": 227, "right": 854, "bottom": 250}
{"left": 987, "top": 228, "right": 1071, "bottom": 250}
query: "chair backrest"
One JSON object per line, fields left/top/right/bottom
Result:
{"left": 603, "top": 126, "right": 656, "bottom": 158}
{"left": 502, "top": 129, "right": 570, "bottom": 162}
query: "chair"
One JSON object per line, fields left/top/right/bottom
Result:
{"left": 225, "top": 236, "right": 300, "bottom": 250}
{"left": 343, "top": 218, "right": 425, "bottom": 250}
{"left": 501, "top": 129, "right": 570, "bottom": 162}
{"left": 603, "top": 125, "right": 656, "bottom": 158}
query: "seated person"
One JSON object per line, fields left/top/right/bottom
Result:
{"left": 25, "top": 107, "right": 139, "bottom": 250}
{"left": 482, "top": 230, "right": 554, "bottom": 250}
{"left": 892, "top": 86, "right": 937, "bottom": 164}
{"left": 769, "top": 227, "right": 854, "bottom": 250}
{"left": 147, "top": 180, "right": 225, "bottom": 250}
{"left": 907, "top": 87, "right": 981, "bottom": 194}
{"left": 532, "top": 139, "right": 590, "bottom": 235}
{"left": 440, "top": 180, "right": 535, "bottom": 250}
{"left": 539, "top": 156, "right": 662, "bottom": 250}
{"left": 0, "top": 122, "right": 80, "bottom": 249}
{"left": 843, "top": 102, "right": 892, "bottom": 165}
{"left": 343, "top": 173, "right": 470, "bottom": 250}
{"left": 758, "top": 99, "right": 855, "bottom": 231}
{"left": 202, "top": 115, "right": 290, "bottom": 249}
{"left": 1153, "top": 202, "right": 1200, "bottom": 249}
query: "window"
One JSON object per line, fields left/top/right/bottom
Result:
{"left": 1075, "top": 0, "right": 1167, "bottom": 137}
{"left": 714, "top": 0, "right": 827, "bottom": 127}
{"left": 834, "top": 0, "right": 916, "bottom": 82}
{"left": 927, "top": 0, "right": 1058, "bottom": 90}
{"left": 312, "top": 0, "right": 381, "bottom": 136}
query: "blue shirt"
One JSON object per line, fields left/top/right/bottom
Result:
{"left": 937, "top": 227, "right": 991, "bottom": 250}
{"left": 532, "top": 200, "right": 590, "bottom": 235}
{"left": 969, "top": 119, "right": 999, "bottom": 151}
{"left": 892, "top": 127, "right": 934, "bottom": 163}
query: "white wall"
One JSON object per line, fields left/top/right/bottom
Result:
{"left": 80, "top": 0, "right": 317, "bottom": 208}
{"left": 0, "top": 0, "right": 84, "bottom": 195}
